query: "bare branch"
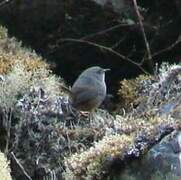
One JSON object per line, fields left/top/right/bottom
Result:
{"left": 81, "top": 23, "right": 134, "bottom": 40}
{"left": 10, "top": 152, "right": 32, "bottom": 180}
{"left": 111, "top": 36, "right": 127, "bottom": 49}
{"left": 132, "top": 0, "right": 154, "bottom": 71}
{"left": 4, "top": 108, "right": 12, "bottom": 154}
{"left": 152, "top": 35, "right": 181, "bottom": 57}
{"left": 59, "top": 38, "right": 149, "bottom": 74}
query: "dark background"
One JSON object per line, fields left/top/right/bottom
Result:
{"left": 0, "top": 0, "right": 180, "bottom": 96}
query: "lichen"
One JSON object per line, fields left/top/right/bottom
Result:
{"left": 63, "top": 134, "right": 134, "bottom": 179}
{"left": 147, "top": 63, "right": 181, "bottom": 108}
{"left": 0, "top": 151, "right": 12, "bottom": 180}
{"left": 0, "top": 26, "right": 66, "bottom": 179}
{"left": 151, "top": 171, "right": 181, "bottom": 180}
{"left": 118, "top": 75, "right": 155, "bottom": 108}
{"left": 63, "top": 113, "right": 180, "bottom": 179}
{"left": 0, "top": 24, "right": 180, "bottom": 179}
{"left": 0, "top": 25, "right": 47, "bottom": 74}
{"left": 0, "top": 63, "right": 63, "bottom": 110}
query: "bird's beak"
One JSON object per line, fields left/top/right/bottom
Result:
{"left": 103, "top": 68, "right": 110, "bottom": 72}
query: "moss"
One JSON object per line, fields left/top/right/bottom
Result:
{"left": 118, "top": 75, "right": 154, "bottom": 107}
{"left": 0, "top": 26, "right": 180, "bottom": 179}
{"left": 62, "top": 63, "right": 180, "bottom": 179}
{"left": 0, "top": 63, "right": 63, "bottom": 110}
{"left": 147, "top": 63, "right": 181, "bottom": 108}
{"left": 0, "top": 26, "right": 66, "bottom": 178}
{"left": 114, "top": 115, "right": 177, "bottom": 136}
{"left": 0, "top": 151, "right": 12, "bottom": 180}
{"left": 63, "top": 134, "right": 134, "bottom": 179}
{"left": 151, "top": 171, "right": 181, "bottom": 180}
{"left": 0, "top": 25, "right": 64, "bottom": 109}
{"left": 0, "top": 26, "right": 8, "bottom": 39}
{"left": 62, "top": 113, "right": 180, "bottom": 180}
{"left": 0, "top": 25, "right": 48, "bottom": 74}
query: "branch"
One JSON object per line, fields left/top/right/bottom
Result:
{"left": 4, "top": 108, "right": 12, "bottom": 154}
{"left": 10, "top": 152, "right": 32, "bottom": 180}
{"left": 81, "top": 23, "right": 134, "bottom": 40}
{"left": 132, "top": 0, "right": 154, "bottom": 72}
{"left": 53, "top": 23, "right": 131, "bottom": 50}
{"left": 59, "top": 38, "right": 149, "bottom": 74}
{"left": 111, "top": 36, "right": 127, "bottom": 49}
{"left": 152, "top": 35, "right": 181, "bottom": 57}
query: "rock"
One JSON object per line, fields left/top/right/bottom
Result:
{"left": 114, "top": 131, "right": 181, "bottom": 179}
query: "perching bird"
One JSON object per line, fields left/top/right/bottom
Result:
{"left": 62, "top": 66, "right": 109, "bottom": 112}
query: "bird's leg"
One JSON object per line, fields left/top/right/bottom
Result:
{"left": 89, "top": 110, "right": 95, "bottom": 126}
{"left": 78, "top": 111, "right": 94, "bottom": 126}
{"left": 79, "top": 111, "right": 90, "bottom": 117}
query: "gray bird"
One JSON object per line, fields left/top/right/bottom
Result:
{"left": 71, "top": 66, "right": 109, "bottom": 111}
{"left": 69, "top": 66, "right": 110, "bottom": 111}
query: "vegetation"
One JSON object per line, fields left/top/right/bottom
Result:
{"left": 0, "top": 0, "right": 180, "bottom": 179}
{"left": 0, "top": 151, "right": 12, "bottom": 180}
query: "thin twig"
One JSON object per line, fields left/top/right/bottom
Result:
{"left": 111, "top": 36, "right": 127, "bottom": 49}
{"left": 59, "top": 38, "right": 149, "bottom": 74}
{"left": 139, "top": 31, "right": 159, "bottom": 65}
{"left": 51, "top": 23, "right": 133, "bottom": 52}
{"left": 5, "top": 108, "right": 12, "bottom": 154}
{"left": 152, "top": 35, "right": 181, "bottom": 57}
{"left": 81, "top": 23, "right": 134, "bottom": 40}
{"left": 132, "top": 0, "right": 154, "bottom": 71}
{"left": 10, "top": 152, "right": 32, "bottom": 180}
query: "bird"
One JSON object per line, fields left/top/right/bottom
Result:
{"left": 61, "top": 66, "right": 110, "bottom": 112}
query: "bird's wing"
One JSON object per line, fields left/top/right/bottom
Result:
{"left": 72, "top": 85, "right": 101, "bottom": 106}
